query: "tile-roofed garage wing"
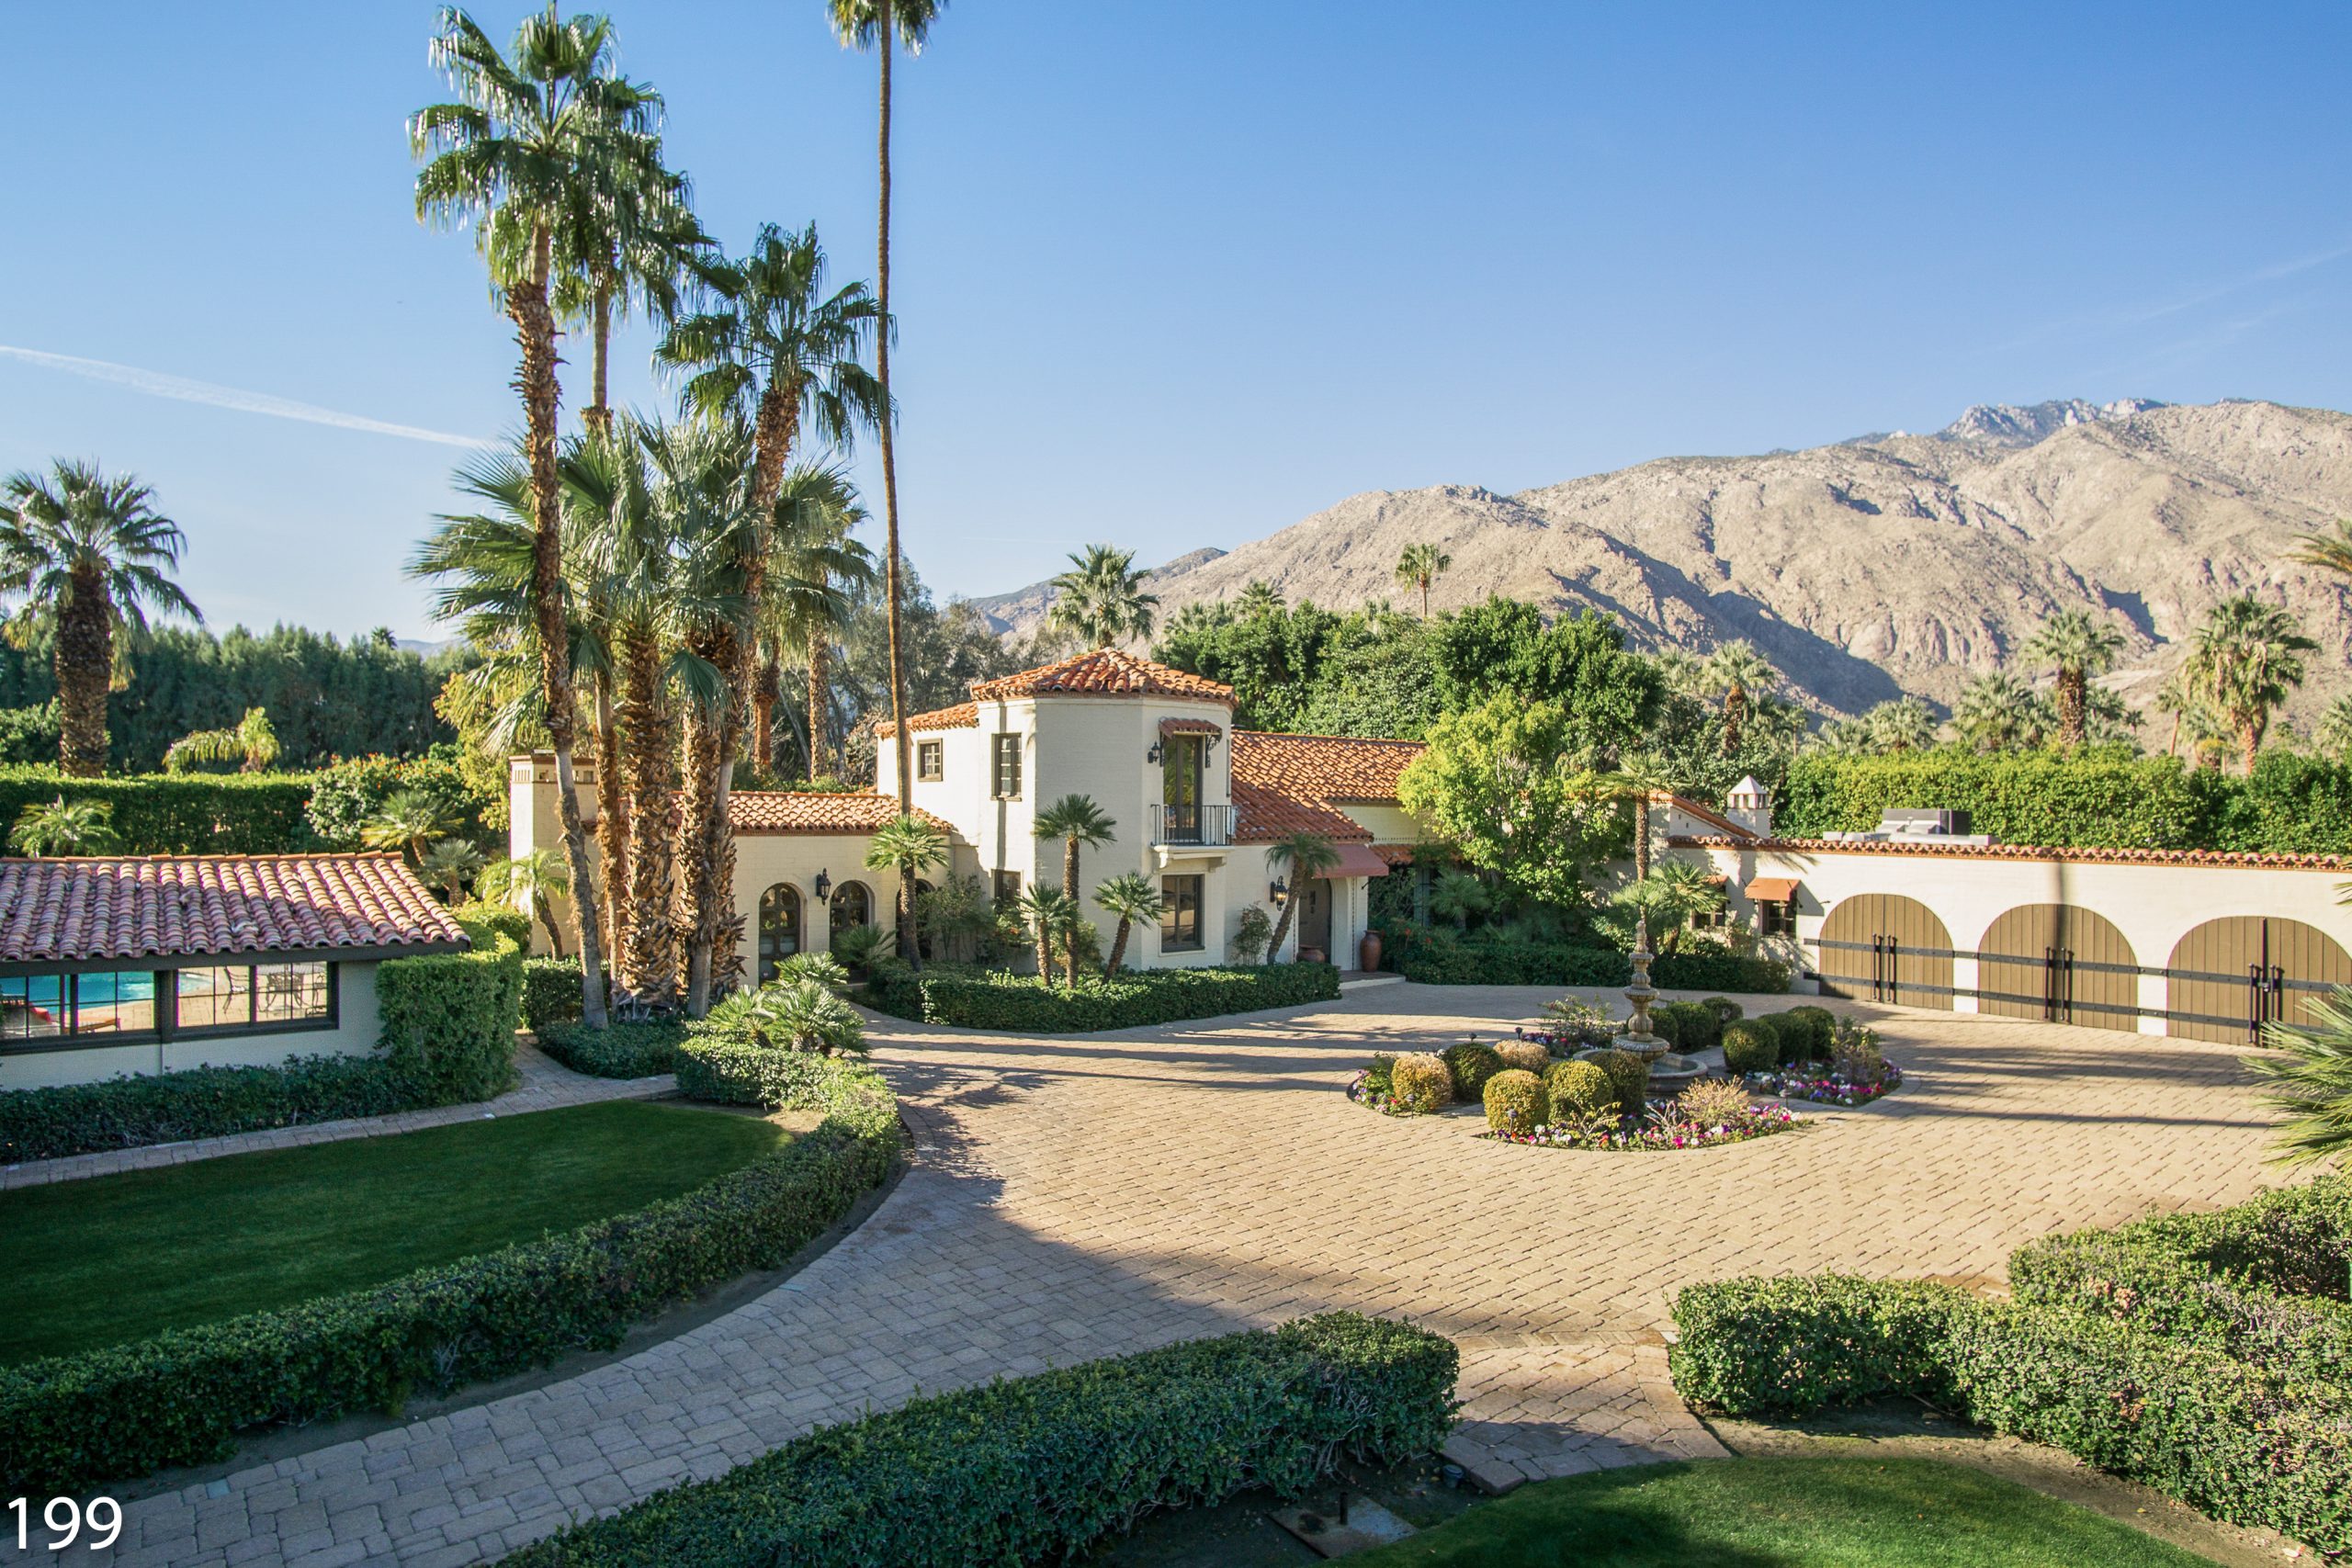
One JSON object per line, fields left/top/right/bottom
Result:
{"left": 969, "top": 648, "right": 1234, "bottom": 705}
{"left": 1229, "top": 730, "right": 1425, "bottom": 806}
{"left": 727, "top": 793, "right": 955, "bottom": 835}
{"left": 0, "top": 854, "right": 469, "bottom": 966}
{"left": 1231, "top": 780, "right": 1373, "bottom": 843}
{"left": 872, "top": 701, "right": 978, "bottom": 739}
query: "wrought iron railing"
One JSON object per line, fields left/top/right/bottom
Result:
{"left": 1154, "top": 802, "right": 1232, "bottom": 847}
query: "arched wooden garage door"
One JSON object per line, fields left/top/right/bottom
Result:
{"left": 1817, "top": 894, "right": 1955, "bottom": 1010}
{"left": 1977, "top": 905, "right": 2140, "bottom": 1032}
{"left": 2167, "top": 918, "right": 2352, "bottom": 1043}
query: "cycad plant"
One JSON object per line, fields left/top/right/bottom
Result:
{"left": 418, "top": 839, "right": 487, "bottom": 903}
{"left": 1091, "top": 873, "right": 1164, "bottom": 973}
{"left": 9, "top": 795, "right": 121, "bottom": 856}
{"left": 360, "top": 791, "right": 461, "bottom": 864}
{"left": 2249, "top": 987, "right": 2352, "bottom": 1168}
{"left": 0, "top": 460, "right": 200, "bottom": 776}
{"left": 864, "top": 813, "right": 947, "bottom": 972}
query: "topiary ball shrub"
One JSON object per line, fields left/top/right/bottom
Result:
{"left": 1667, "top": 1000, "right": 1723, "bottom": 1052}
{"left": 1788, "top": 1006, "right": 1836, "bottom": 1060}
{"left": 1722, "top": 1021, "right": 1778, "bottom": 1075}
{"left": 1483, "top": 1068, "right": 1549, "bottom": 1134}
{"left": 1388, "top": 1053, "right": 1453, "bottom": 1114}
{"left": 1645, "top": 1008, "right": 1682, "bottom": 1049}
{"left": 1496, "top": 1041, "right": 1549, "bottom": 1075}
{"left": 1544, "top": 1058, "right": 1616, "bottom": 1117}
{"left": 1702, "top": 996, "right": 1744, "bottom": 1027}
{"left": 1594, "top": 1048, "right": 1651, "bottom": 1111}
{"left": 1441, "top": 1043, "right": 1505, "bottom": 1102}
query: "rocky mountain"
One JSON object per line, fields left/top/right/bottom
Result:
{"left": 963, "top": 546, "right": 1226, "bottom": 636}
{"left": 969, "top": 399, "right": 2352, "bottom": 725}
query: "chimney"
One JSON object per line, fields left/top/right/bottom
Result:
{"left": 1724, "top": 775, "right": 1773, "bottom": 838}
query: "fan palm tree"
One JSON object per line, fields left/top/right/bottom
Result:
{"left": 1862, "top": 696, "right": 1938, "bottom": 754}
{"left": 1012, "top": 884, "right": 1078, "bottom": 985}
{"left": 163, "top": 707, "right": 280, "bottom": 773}
{"left": 360, "top": 790, "right": 460, "bottom": 864}
{"left": 864, "top": 812, "right": 947, "bottom": 973}
{"left": 1609, "top": 859, "right": 1724, "bottom": 956}
{"left": 413, "top": 5, "right": 648, "bottom": 1029}
{"left": 1651, "top": 647, "right": 1704, "bottom": 697}
{"left": 1264, "top": 829, "right": 1340, "bottom": 963}
{"left": 1092, "top": 873, "right": 1163, "bottom": 973}
{"left": 761, "top": 462, "right": 875, "bottom": 775}
{"left": 1393, "top": 542, "right": 1453, "bottom": 619}
{"left": 2023, "top": 608, "right": 2126, "bottom": 748}
{"left": 830, "top": 0, "right": 948, "bottom": 876}
{"left": 10, "top": 795, "right": 120, "bottom": 856}
{"left": 2188, "top": 594, "right": 2316, "bottom": 773}
{"left": 1035, "top": 793, "right": 1117, "bottom": 983}
{"left": 479, "top": 847, "right": 571, "bottom": 956}
{"left": 2291, "top": 517, "right": 2352, "bottom": 582}
{"left": 1604, "top": 754, "right": 1672, "bottom": 880}
{"left": 1046, "top": 545, "right": 1159, "bottom": 649}
{"left": 1701, "top": 642, "right": 1779, "bottom": 754}
{"left": 2152, "top": 668, "right": 2203, "bottom": 758}
{"left": 0, "top": 460, "right": 200, "bottom": 777}
{"left": 1235, "top": 580, "right": 1283, "bottom": 619}
{"left": 2316, "top": 695, "right": 2352, "bottom": 760}
{"left": 1951, "top": 671, "right": 2044, "bottom": 752}
{"left": 419, "top": 839, "right": 487, "bottom": 903}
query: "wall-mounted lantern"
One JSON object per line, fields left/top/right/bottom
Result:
{"left": 1270, "top": 877, "right": 1289, "bottom": 907}
{"left": 814, "top": 869, "right": 831, "bottom": 900}
{"left": 1146, "top": 740, "right": 1163, "bottom": 765}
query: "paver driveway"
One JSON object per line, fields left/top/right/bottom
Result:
{"left": 74, "top": 983, "right": 2276, "bottom": 1566}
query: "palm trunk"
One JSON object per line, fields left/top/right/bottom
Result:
{"left": 1033, "top": 918, "right": 1053, "bottom": 982}
{"left": 55, "top": 578, "right": 110, "bottom": 778}
{"left": 616, "top": 631, "right": 675, "bottom": 1004}
{"left": 593, "top": 673, "right": 627, "bottom": 965}
{"left": 676, "top": 626, "right": 732, "bottom": 1015}
{"left": 2060, "top": 669, "right": 2086, "bottom": 748}
{"left": 2243, "top": 717, "right": 2264, "bottom": 774}
{"left": 512, "top": 225, "right": 606, "bottom": 1028}
{"left": 752, "top": 656, "right": 778, "bottom": 775}
{"left": 1107, "top": 917, "right": 1132, "bottom": 975}
{"left": 1420, "top": 579, "right": 1430, "bottom": 619}
{"left": 2167, "top": 709, "right": 2181, "bottom": 757}
{"left": 806, "top": 634, "right": 830, "bottom": 777}
{"left": 1060, "top": 838, "right": 1082, "bottom": 985}
{"left": 1723, "top": 688, "right": 1745, "bottom": 755}
{"left": 876, "top": 2, "right": 916, "bottom": 965}
{"left": 1268, "top": 897, "right": 1297, "bottom": 965}
{"left": 899, "top": 864, "right": 920, "bottom": 968}
{"left": 1633, "top": 797, "right": 1651, "bottom": 881}
{"left": 584, "top": 271, "right": 614, "bottom": 434}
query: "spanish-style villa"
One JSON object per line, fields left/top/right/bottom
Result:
{"left": 0, "top": 853, "right": 469, "bottom": 1089}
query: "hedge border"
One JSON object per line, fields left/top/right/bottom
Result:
{"left": 0, "top": 1058, "right": 901, "bottom": 1494}
{"left": 864, "top": 960, "right": 1342, "bottom": 1032}
{"left": 500, "top": 1312, "right": 1459, "bottom": 1567}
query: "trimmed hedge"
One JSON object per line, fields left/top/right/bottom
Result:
{"left": 0, "top": 1055, "right": 429, "bottom": 1165}
{"left": 0, "top": 1057, "right": 901, "bottom": 1494}
{"left": 537, "top": 1020, "right": 686, "bottom": 1080}
{"left": 377, "top": 932, "right": 525, "bottom": 1104}
{"left": 523, "top": 954, "right": 587, "bottom": 1032}
{"left": 500, "top": 1312, "right": 1459, "bottom": 1568}
{"left": 1668, "top": 1274, "right": 1967, "bottom": 1416}
{"left": 865, "top": 960, "right": 1341, "bottom": 1032}
{"left": 0, "top": 765, "right": 314, "bottom": 853}
{"left": 1390, "top": 931, "right": 1787, "bottom": 994}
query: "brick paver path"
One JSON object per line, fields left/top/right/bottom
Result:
{"left": 2, "top": 1045, "right": 672, "bottom": 1193}
{"left": 56, "top": 985, "right": 2275, "bottom": 1565}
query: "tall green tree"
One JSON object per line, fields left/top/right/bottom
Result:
{"left": 0, "top": 460, "right": 199, "bottom": 777}
{"left": 1091, "top": 873, "right": 1163, "bottom": 973}
{"left": 1046, "top": 545, "right": 1159, "bottom": 649}
{"left": 2188, "top": 594, "right": 2316, "bottom": 773}
{"left": 865, "top": 813, "right": 947, "bottom": 972}
{"left": 2024, "top": 608, "right": 2126, "bottom": 749}
{"left": 1034, "top": 794, "right": 1117, "bottom": 983}
{"left": 1393, "top": 542, "right": 1453, "bottom": 619}
{"left": 830, "top": 0, "right": 949, "bottom": 917}
{"left": 1701, "top": 641, "right": 1779, "bottom": 755}
{"left": 759, "top": 463, "right": 875, "bottom": 776}
{"left": 1397, "top": 695, "right": 1621, "bottom": 908}
{"left": 413, "top": 4, "right": 650, "bottom": 1029}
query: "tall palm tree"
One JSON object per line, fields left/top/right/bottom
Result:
{"left": 1035, "top": 794, "right": 1116, "bottom": 983}
{"left": 1235, "top": 580, "right": 1283, "bottom": 619}
{"left": 2188, "top": 594, "right": 2316, "bottom": 773}
{"left": 1604, "top": 754, "right": 1672, "bottom": 880}
{"left": 413, "top": 5, "right": 649, "bottom": 1029}
{"left": 1046, "top": 545, "right": 1159, "bottom": 649}
{"left": 660, "top": 223, "right": 885, "bottom": 996}
{"left": 1263, "top": 829, "right": 1340, "bottom": 963}
{"left": 2023, "top": 608, "right": 2126, "bottom": 748}
{"left": 2153, "top": 667, "right": 2202, "bottom": 758}
{"left": 1012, "top": 884, "right": 1078, "bottom": 985}
{"left": 2317, "top": 694, "right": 2352, "bottom": 760}
{"left": 1951, "top": 671, "right": 2044, "bottom": 752}
{"left": 1701, "top": 641, "right": 1779, "bottom": 754}
{"left": 0, "top": 461, "right": 199, "bottom": 777}
{"left": 761, "top": 461, "right": 874, "bottom": 775}
{"left": 1092, "top": 873, "right": 1163, "bottom": 974}
{"left": 480, "top": 847, "right": 571, "bottom": 956}
{"left": 1862, "top": 695, "right": 1938, "bottom": 754}
{"left": 1393, "top": 542, "right": 1453, "bottom": 619}
{"left": 830, "top": 0, "right": 948, "bottom": 899}
{"left": 864, "top": 813, "right": 947, "bottom": 973}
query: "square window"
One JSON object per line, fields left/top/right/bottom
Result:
{"left": 72, "top": 972, "right": 159, "bottom": 1036}
{"left": 1160, "top": 875, "right": 1204, "bottom": 953}
{"left": 177, "top": 965, "right": 252, "bottom": 1032}
{"left": 917, "top": 739, "right": 944, "bottom": 782}
{"left": 1758, "top": 901, "right": 1795, "bottom": 938}
{"left": 992, "top": 869, "right": 1022, "bottom": 908}
{"left": 256, "top": 963, "right": 332, "bottom": 1024}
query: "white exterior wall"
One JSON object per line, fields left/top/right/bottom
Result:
{"left": 0, "top": 960, "right": 390, "bottom": 1092}
{"left": 876, "top": 725, "right": 988, "bottom": 844}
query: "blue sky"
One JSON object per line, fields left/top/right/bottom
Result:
{"left": 3, "top": 2, "right": 2347, "bottom": 639}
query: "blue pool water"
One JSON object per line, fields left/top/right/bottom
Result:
{"left": 13, "top": 973, "right": 156, "bottom": 1007}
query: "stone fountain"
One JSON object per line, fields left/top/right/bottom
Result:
{"left": 1578, "top": 913, "right": 1704, "bottom": 1094}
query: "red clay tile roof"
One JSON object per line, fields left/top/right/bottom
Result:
{"left": 1231, "top": 780, "right": 1373, "bottom": 844}
{"left": 872, "top": 701, "right": 978, "bottom": 739}
{"left": 1370, "top": 843, "right": 1421, "bottom": 866}
{"left": 1654, "top": 791, "right": 1759, "bottom": 840}
{"left": 0, "top": 854, "right": 468, "bottom": 966}
{"left": 1230, "top": 730, "right": 1424, "bottom": 806}
{"left": 1159, "top": 717, "right": 1224, "bottom": 739}
{"left": 969, "top": 649, "right": 1234, "bottom": 705}
{"left": 1668, "top": 834, "right": 2352, "bottom": 873}
{"left": 728, "top": 792, "right": 954, "bottom": 835}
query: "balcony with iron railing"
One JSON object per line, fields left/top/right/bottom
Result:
{"left": 1151, "top": 801, "right": 1233, "bottom": 848}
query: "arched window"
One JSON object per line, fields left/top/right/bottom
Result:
{"left": 829, "top": 879, "right": 873, "bottom": 934}
{"left": 758, "top": 884, "right": 802, "bottom": 983}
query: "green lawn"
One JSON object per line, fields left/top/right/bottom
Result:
{"left": 1352, "top": 1458, "right": 2213, "bottom": 1567}
{"left": 0, "top": 1100, "right": 789, "bottom": 1365}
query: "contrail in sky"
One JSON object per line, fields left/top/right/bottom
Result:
{"left": 0, "top": 344, "right": 492, "bottom": 449}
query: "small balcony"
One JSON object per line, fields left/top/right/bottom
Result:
{"left": 1152, "top": 802, "right": 1232, "bottom": 848}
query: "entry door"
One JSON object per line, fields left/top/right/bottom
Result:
{"left": 1300, "top": 881, "right": 1333, "bottom": 958}
{"left": 1162, "top": 736, "right": 1204, "bottom": 842}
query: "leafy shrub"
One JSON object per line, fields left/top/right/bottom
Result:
{"left": 1643, "top": 1006, "right": 1683, "bottom": 1049}
{"left": 1652, "top": 951, "right": 1791, "bottom": 994}
{"left": 1786, "top": 1007, "right": 1836, "bottom": 1060}
{"left": 1387, "top": 1053, "right": 1453, "bottom": 1114}
{"left": 502, "top": 1313, "right": 1458, "bottom": 1568}
{"left": 1442, "top": 1043, "right": 1505, "bottom": 1100}
{"left": 450, "top": 901, "right": 530, "bottom": 951}
{"left": 1544, "top": 1058, "right": 1615, "bottom": 1115}
{"left": 1676, "top": 1077, "right": 1753, "bottom": 1128}
{"left": 1361, "top": 1054, "right": 1396, "bottom": 1100}
{"left": 865, "top": 960, "right": 1340, "bottom": 1032}
{"left": 536, "top": 1020, "right": 685, "bottom": 1079}
{"left": 0, "top": 1058, "right": 900, "bottom": 1494}
{"left": 1830, "top": 1019, "right": 1887, "bottom": 1084}
{"left": 1654, "top": 999, "right": 1723, "bottom": 1051}
{"left": 0, "top": 765, "right": 314, "bottom": 853}
{"left": 523, "top": 954, "right": 586, "bottom": 1032}
{"left": 1483, "top": 1068, "right": 1548, "bottom": 1134}
{"left": 698, "top": 981, "right": 866, "bottom": 1057}
{"left": 304, "top": 751, "right": 496, "bottom": 852}
{"left": 1389, "top": 929, "right": 1789, "bottom": 993}
{"left": 0, "top": 1055, "right": 431, "bottom": 1165}
{"left": 1593, "top": 1048, "right": 1650, "bottom": 1109}
{"left": 1495, "top": 1041, "right": 1548, "bottom": 1075}
{"left": 1778, "top": 750, "right": 2219, "bottom": 850}
{"left": 376, "top": 933, "right": 524, "bottom": 1104}
{"left": 1668, "top": 1275, "right": 1968, "bottom": 1416}
{"left": 1701, "top": 996, "right": 1744, "bottom": 1026}
{"left": 1721, "top": 1021, "right": 1777, "bottom": 1075}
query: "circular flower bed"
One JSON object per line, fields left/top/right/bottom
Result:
{"left": 1487, "top": 1101, "right": 1802, "bottom": 1152}
{"left": 1746, "top": 1065, "right": 1903, "bottom": 1108}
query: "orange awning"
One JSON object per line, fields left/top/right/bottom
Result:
{"left": 1319, "top": 843, "right": 1393, "bottom": 879}
{"left": 1746, "top": 875, "right": 1799, "bottom": 902}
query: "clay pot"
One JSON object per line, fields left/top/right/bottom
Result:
{"left": 1359, "top": 931, "right": 1384, "bottom": 972}
{"left": 1299, "top": 946, "right": 1327, "bottom": 965}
